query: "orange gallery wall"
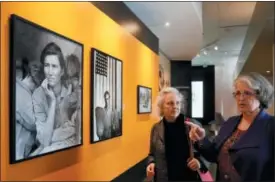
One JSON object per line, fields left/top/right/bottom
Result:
{"left": 0, "top": 2, "right": 159, "bottom": 181}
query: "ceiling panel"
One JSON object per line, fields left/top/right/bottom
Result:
{"left": 192, "top": 2, "right": 256, "bottom": 67}
{"left": 241, "top": 18, "right": 274, "bottom": 77}
{"left": 218, "top": 2, "right": 256, "bottom": 27}
{"left": 124, "top": 2, "right": 203, "bottom": 60}
{"left": 124, "top": 1, "right": 259, "bottom": 67}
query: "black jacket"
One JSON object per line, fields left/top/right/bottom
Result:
{"left": 147, "top": 114, "right": 209, "bottom": 182}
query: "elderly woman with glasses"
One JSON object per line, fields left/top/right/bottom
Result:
{"left": 146, "top": 87, "right": 208, "bottom": 182}
{"left": 186, "top": 72, "right": 274, "bottom": 181}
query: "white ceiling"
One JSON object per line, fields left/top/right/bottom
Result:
{"left": 124, "top": 2, "right": 203, "bottom": 60}
{"left": 193, "top": 2, "right": 256, "bottom": 66}
{"left": 124, "top": 2, "right": 257, "bottom": 68}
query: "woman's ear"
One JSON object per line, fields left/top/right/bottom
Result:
{"left": 159, "top": 106, "right": 164, "bottom": 116}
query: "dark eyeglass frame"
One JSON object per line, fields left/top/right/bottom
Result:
{"left": 232, "top": 90, "right": 258, "bottom": 98}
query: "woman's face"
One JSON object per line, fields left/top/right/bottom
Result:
{"left": 234, "top": 81, "right": 260, "bottom": 113}
{"left": 162, "top": 92, "right": 181, "bottom": 120}
{"left": 44, "top": 55, "right": 63, "bottom": 87}
{"left": 29, "top": 61, "right": 42, "bottom": 85}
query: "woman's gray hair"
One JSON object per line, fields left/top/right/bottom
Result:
{"left": 234, "top": 72, "right": 274, "bottom": 109}
{"left": 153, "top": 87, "right": 183, "bottom": 117}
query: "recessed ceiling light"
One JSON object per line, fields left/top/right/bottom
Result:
{"left": 214, "top": 46, "right": 218, "bottom": 50}
{"left": 165, "top": 22, "right": 170, "bottom": 27}
{"left": 266, "top": 70, "right": 270, "bottom": 73}
{"left": 203, "top": 51, "right": 207, "bottom": 55}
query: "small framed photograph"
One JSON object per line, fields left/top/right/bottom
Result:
{"left": 137, "top": 85, "right": 152, "bottom": 114}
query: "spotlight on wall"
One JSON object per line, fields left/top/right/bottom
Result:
{"left": 165, "top": 22, "right": 170, "bottom": 27}
{"left": 122, "top": 22, "right": 140, "bottom": 34}
{"left": 214, "top": 46, "right": 218, "bottom": 50}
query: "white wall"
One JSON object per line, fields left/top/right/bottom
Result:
{"left": 215, "top": 58, "right": 239, "bottom": 120}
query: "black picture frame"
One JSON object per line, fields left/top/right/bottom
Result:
{"left": 137, "top": 85, "right": 152, "bottom": 114}
{"left": 10, "top": 14, "right": 84, "bottom": 164}
{"left": 90, "top": 48, "right": 123, "bottom": 143}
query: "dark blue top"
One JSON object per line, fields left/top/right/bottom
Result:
{"left": 195, "top": 109, "right": 274, "bottom": 181}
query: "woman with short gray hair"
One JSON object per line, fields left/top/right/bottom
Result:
{"left": 187, "top": 72, "right": 274, "bottom": 181}
{"left": 146, "top": 87, "right": 208, "bottom": 182}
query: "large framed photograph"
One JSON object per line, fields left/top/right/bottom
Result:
{"left": 137, "top": 85, "right": 152, "bottom": 114}
{"left": 10, "top": 14, "right": 83, "bottom": 164}
{"left": 91, "top": 48, "right": 123, "bottom": 143}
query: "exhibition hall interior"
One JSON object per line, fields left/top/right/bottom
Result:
{"left": 0, "top": 1, "right": 274, "bottom": 181}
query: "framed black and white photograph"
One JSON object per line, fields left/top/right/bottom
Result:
{"left": 10, "top": 14, "right": 83, "bottom": 164}
{"left": 175, "top": 86, "right": 191, "bottom": 117}
{"left": 137, "top": 85, "right": 152, "bottom": 114}
{"left": 91, "top": 48, "right": 123, "bottom": 143}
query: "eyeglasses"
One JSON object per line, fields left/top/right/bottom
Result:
{"left": 232, "top": 90, "right": 257, "bottom": 98}
{"left": 165, "top": 101, "right": 180, "bottom": 107}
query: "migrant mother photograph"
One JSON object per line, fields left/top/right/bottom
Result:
{"left": 10, "top": 14, "right": 83, "bottom": 164}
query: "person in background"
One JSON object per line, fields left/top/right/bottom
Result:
{"left": 146, "top": 87, "right": 208, "bottom": 182}
{"left": 66, "top": 54, "right": 82, "bottom": 144}
{"left": 95, "top": 91, "right": 120, "bottom": 140}
{"left": 15, "top": 57, "right": 42, "bottom": 160}
{"left": 15, "top": 57, "right": 28, "bottom": 80}
{"left": 66, "top": 54, "right": 81, "bottom": 118}
{"left": 158, "top": 65, "right": 165, "bottom": 91}
{"left": 187, "top": 72, "right": 274, "bottom": 181}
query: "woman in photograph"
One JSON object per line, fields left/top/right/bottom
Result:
{"left": 187, "top": 72, "right": 274, "bottom": 181}
{"left": 31, "top": 42, "right": 77, "bottom": 155}
{"left": 146, "top": 87, "right": 208, "bottom": 182}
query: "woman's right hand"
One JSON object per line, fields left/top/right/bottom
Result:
{"left": 146, "top": 163, "right": 155, "bottom": 180}
{"left": 42, "top": 81, "right": 56, "bottom": 103}
{"left": 185, "top": 121, "right": 206, "bottom": 142}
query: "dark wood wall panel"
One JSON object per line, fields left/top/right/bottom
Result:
{"left": 91, "top": 2, "right": 159, "bottom": 55}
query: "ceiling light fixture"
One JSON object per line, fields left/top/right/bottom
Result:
{"left": 214, "top": 46, "right": 218, "bottom": 50}
{"left": 165, "top": 22, "right": 170, "bottom": 27}
{"left": 203, "top": 51, "right": 207, "bottom": 55}
{"left": 266, "top": 70, "right": 271, "bottom": 73}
